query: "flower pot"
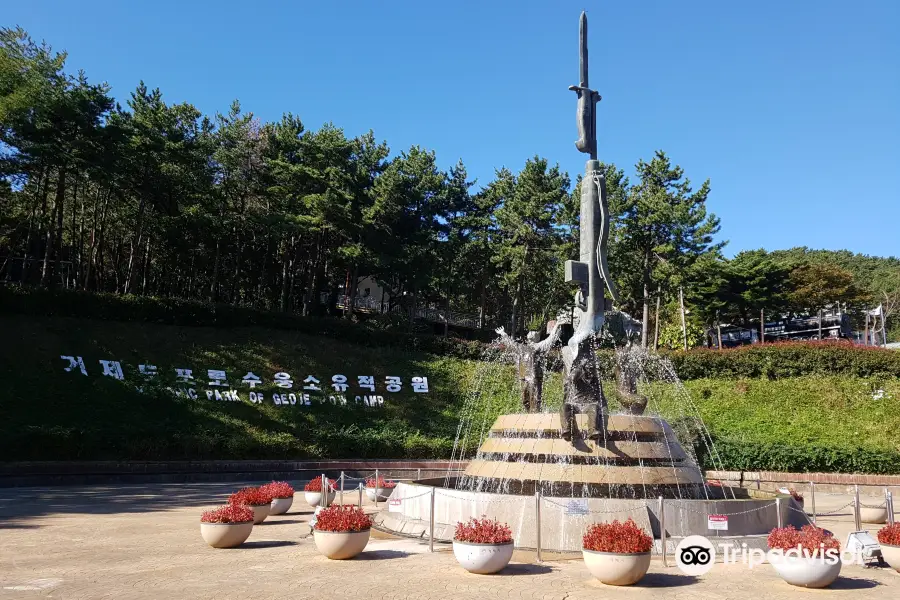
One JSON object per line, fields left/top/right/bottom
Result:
{"left": 270, "top": 496, "right": 293, "bottom": 515}
{"left": 365, "top": 487, "right": 393, "bottom": 502}
{"left": 452, "top": 541, "right": 514, "bottom": 574}
{"left": 770, "top": 554, "right": 841, "bottom": 588}
{"left": 582, "top": 550, "right": 651, "bottom": 586}
{"left": 313, "top": 529, "right": 371, "bottom": 559}
{"left": 880, "top": 543, "right": 900, "bottom": 573}
{"left": 860, "top": 506, "right": 888, "bottom": 524}
{"left": 200, "top": 521, "right": 253, "bottom": 548}
{"left": 247, "top": 504, "right": 269, "bottom": 524}
{"left": 305, "top": 490, "right": 335, "bottom": 508}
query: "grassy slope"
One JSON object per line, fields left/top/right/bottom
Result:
{"left": 674, "top": 378, "right": 900, "bottom": 452}
{"left": 0, "top": 314, "right": 529, "bottom": 460}
{"left": 3, "top": 314, "right": 898, "bottom": 471}
{"left": 652, "top": 378, "right": 900, "bottom": 472}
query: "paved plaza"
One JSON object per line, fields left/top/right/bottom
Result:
{"left": 1, "top": 483, "right": 898, "bottom": 599}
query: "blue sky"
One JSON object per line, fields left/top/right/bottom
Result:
{"left": 6, "top": 0, "right": 899, "bottom": 258}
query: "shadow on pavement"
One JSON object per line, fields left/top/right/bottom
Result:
{"left": 829, "top": 576, "right": 881, "bottom": 590}
{"left": 355, "top": 550, "right": 410, "bottom": 560}
{"left": 0, "top": 481, "right": 307, "bottom": 527}
{"left": 237, "top": 540, "right": 298, "bottom": 549}
{"left": 496, "top": 563, "right": 554, "bottom": 576}
{"left": 638, "top": 572, "right": 698, "bottom": 587}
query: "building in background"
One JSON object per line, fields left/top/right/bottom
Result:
{"left": 714, "top": 306, "right": 852, "bottom": 348}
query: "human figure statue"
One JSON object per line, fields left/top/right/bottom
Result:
{"left": 559, "top": 345, "right": 608, "bottom": 443}
{"left": 612, "top": 361, "right": 648, "bottom": 415}
{"left": 495, "top": 325, "right": 561, "bottom": 413}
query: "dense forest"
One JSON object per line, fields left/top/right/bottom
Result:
{"left": 2, "top": 27, "right": 899, "bottom": 343}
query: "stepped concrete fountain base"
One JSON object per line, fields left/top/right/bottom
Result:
{"left": 374, "top": 414, "right": 809, "bottom": 553}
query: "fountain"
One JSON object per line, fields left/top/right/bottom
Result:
{"left": 373, "top": 11, "right": 807, "bottom": 553}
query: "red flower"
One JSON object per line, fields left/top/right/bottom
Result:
{"left": 261, "top": 481, "right": 294, "bottom": 499}
{"left": 314, "top": 505, "right": 372, "bottom": 532}
{"left": 303, "top": 478, "right": 337, "bottom": 492}
{"left": 582, "top": 518, "right": 653, "bottom": 553}
{"left": 767, "top": 525, "right": 840, "bottom": 553}
{"left": 365, "top": 477, "right": 397, "bottom": 489}
{"left": 877, "top": 523, "right": 900, "bottom": 546}
{"left": 454, "top": 517, "right": 513, "bottom": 544}
{"left": 228, "top": 486, "right": 272, "bottom": 506}
{"left": 201, "top": 504, "right": 254, "bottom": 524}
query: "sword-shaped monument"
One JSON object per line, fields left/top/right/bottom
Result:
{"left": 560, "top": 11, "right": 620, "bottom": 444}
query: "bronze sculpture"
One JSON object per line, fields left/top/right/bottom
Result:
{"left": 560, "top": 11, "right": 620, "bottom": 444}
{"left": 495, "top": 325, "right": 560, "bottom": 413}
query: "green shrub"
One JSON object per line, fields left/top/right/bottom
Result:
{"left": 698, "top": 438, "right": 900, "bottom": 475}
{"left": 652, "top": 376, "right": 900, "bottom": 474}
{"left": 668, "top": 341, "right": 900, "bottom": 380}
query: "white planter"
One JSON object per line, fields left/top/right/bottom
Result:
{"left": 248, "top": 504, "right": 270, "bottom": 524}
{"left": 270, "top": 496, "right": 294, "bottom": 515}
{"left": 452, "top": 541, "right": 514, "bottom": 574}
{"left": 582, "top": 550, "right": 651, "bottom": 586}
{"left": 365, "top": 487, "right": 394, "bottom": 502}
{"left": 313, "top": 529, "right": 371, "bottom": 559}
{"left": 880, "top": 543, "right": 900, "bottom": 573}
{"left": 770, "top": 554, "right": 841, "bottom": 588}
{"left": 860, "top": 506, "right": 888, "bottom": 524}
{"left": 200, "top": 521, "right": 253, "bottom": 548}
{"left": 304, "top": 490, "right": 335, "bottom": 508}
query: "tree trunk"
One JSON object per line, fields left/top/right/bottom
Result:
{"left": 346, "top": 263, "right": 359, "bottom": 320}
{"left": 653, "top": 292, "right": 661, "bottom": 351}
{"left": 280, "top": 235, "right": 293, "bottom": 312}
{"left": 69, "top": 175, "right": 78, "bottom": 288}
{"left": 123, "top": 196, "right": 147, "bottom": 295}
{"left": 511, "top": 245, "right": 529, "bottom": 337}
{"left": 303, "top": 233, "right": 323, "bottom": 316}
{"left": 230, "top": 227, "right": 243, "bottom": 304}
{"left": 85, "top": 189, "right": 109, "bottom": 291}
{"left": 113, "top": 237, "right": 124, "bottom": 292}
{"left": 288, "top": 240, "right": 300, "bottom": 310}
{"left": 478, "top": 274, "right": 487, "bottom": 329}
{"left": 640, "top": 250, "right": 652, "bottom": 347}
{"left": 41, "top": 163, "right": 67, "bottom": 287}
{"left": 210, "top": 239, "right": 221, "bottom": 302}
{"left": 141, "top": 236, "right": 151, "bottom": 294}
{"left": 444, "top": 288, "right": 451, "bottom": 337}
{"left": 257, "top": 235, "right": 269, "bottom": 309}
{"left": 21, "top": 166, "right": 47, "bottom": 283}
{"left": 77, "top": 181, "right": 87, "bottom": 289}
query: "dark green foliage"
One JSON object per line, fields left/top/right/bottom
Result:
{"left": 668, "top": 341, "right": 900, "bottom": 379}
{"left": 687, "top": 250, "right": 791, "bottom": 328}
{"left": 611, "top": 150, "right": 723, "bottom": 344}
{"left": 0, "top": 285, "right": 489, "bottom": 360}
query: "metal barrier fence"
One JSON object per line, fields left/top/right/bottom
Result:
{"left": 316, "top": 476, "right": 898, "bottom": 558}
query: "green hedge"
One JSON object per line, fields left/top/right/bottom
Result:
{"left": 668, "top": 342, "right": 900, "bottom": 380}
{"left": 0, "top": 285, "right": 488, "bottom": 361}
{"left": 699, "top": 438, "right": 900, "bottom": 475}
